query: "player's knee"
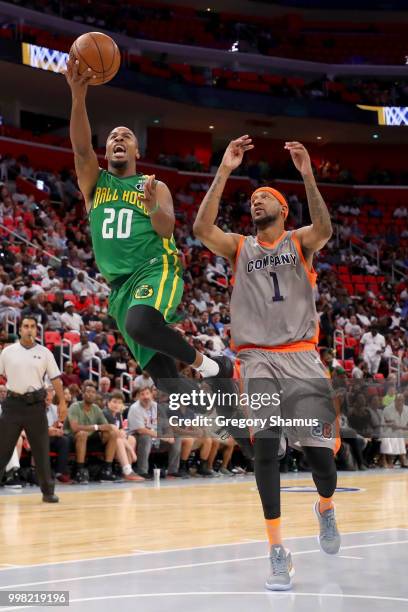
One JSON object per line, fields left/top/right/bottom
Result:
{"left": 125, "top": 308, "right": 150, "bottom": 343}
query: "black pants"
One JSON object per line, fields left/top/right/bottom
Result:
{"left": 49, "top": 435, "right": 70, "bottom": 475}
{"left": 0, "top": 397, "right": 54, "bottom": 495}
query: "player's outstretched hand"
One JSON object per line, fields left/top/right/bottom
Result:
{"left": 221, "top": 135, "right": 254, "bottom": 172}
{"left": 61, "top": 57, "right": 96, "bottom": 96}
{"left": 284, "top": 141, "right": 313, "bottom": 177}
{"left": 142, "top": 174, "right": 158, "bottom": 211}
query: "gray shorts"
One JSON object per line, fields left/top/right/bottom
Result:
{"left": 237, "top": 349, "right": 337, "bottom": 450}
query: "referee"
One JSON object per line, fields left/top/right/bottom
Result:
{"left": 0, "top": 316, "right": 67, "bottom": 503}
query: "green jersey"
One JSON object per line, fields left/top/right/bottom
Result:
{"left": 89, "top": 169, "right": 178, "bottom": 284}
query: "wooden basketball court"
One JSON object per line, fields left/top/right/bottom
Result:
{"left": 0, "top": 471, "right": 407, "bottom": 566}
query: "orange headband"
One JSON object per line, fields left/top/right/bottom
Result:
{"left": 252, "top": 187, "right": 289, "bottom": 220}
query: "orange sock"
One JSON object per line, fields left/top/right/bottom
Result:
{"left": 319, "top": 496, "right": 334, "bottom": 513}
{"left": 265, "top": 518, "right": 282, "bottom": 546}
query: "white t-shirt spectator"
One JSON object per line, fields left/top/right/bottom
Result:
{"left": 46, "top": 310, "right": 62, "bottom": 331}
{"left": 61, "top": 311, "right": 83, "bottom": 332}
{"left": 133, "top": 374, "right": 154, "bottom": 389}
{"left": 127, "top": 400, "right": 158, "bottom": 434}
{"left": 41, "top": 276, "right": 61, "bottom": 291}
{"left": 191, "top": 297, "right": 208, "bottom": 313}
{"left": 71, "top": 278, "right": 88, "bottom": 295}
{"left": 73, "top": 341, "right": 99, "bottom": 363}
{"left": 360, "top": 332, "right": 386, "bottom": 360}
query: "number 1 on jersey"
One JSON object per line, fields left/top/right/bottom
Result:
{"left": 269, "top": 271, "right": 284, "bottom": 302}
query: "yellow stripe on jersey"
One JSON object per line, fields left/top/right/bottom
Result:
{"left": 164, "top": 254, "right": 182, "bottom": 320}
{"left": 155, "top": 254, "right": 169, "bottom": 310}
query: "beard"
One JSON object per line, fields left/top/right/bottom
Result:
{"left": 254, "top": 213, "right": 279, "bottom": 230}
{"left": 110, "top": 158, "right": 128, "bottom": 169}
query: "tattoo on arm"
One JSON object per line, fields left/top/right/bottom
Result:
{"left": 195, "top": 170, "right": 228, "bottom": 227}
{"left": 303, "top": 175, "right": 332, "bottom": 236}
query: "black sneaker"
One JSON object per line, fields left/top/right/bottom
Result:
{"left": 4, "top": 471, "right": 24, "bottom": 489}
{"left": 197, "top": 460, "right": 214, "bottom": 477}
{"left": 75, "top": 468, "right": 89, "bottom": 485}
{"left": 42, "top": 493, "right": 59, "bottom": 503}
{"left": 100, "top": 468, "right": 123, "bottom": 483}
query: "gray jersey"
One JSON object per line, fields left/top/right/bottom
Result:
{"left": 230, "top": 231, "right": 318, "bottom": 350}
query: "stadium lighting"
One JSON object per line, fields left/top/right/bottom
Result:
{"left": 316, "top": 136, "right": 322, "bottom": 140}
{"left": 372, "top": 133, "right": 379, "bottom": 139}
{"left": 209, "top": 125, "right": 215, "bottom": 130}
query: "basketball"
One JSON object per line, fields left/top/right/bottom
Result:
{"left": 69, "top": 32, "right": 120, "bottom": 86}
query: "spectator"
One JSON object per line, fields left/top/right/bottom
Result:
{"left": 61, "top": 301, "right": 84, "bottom": 332}
{"left": 0, "top": 285, "right": 20, "bottom": 323}
{"left": 45, "top": 387, "right": 72, "bottom": 484}
{"left": 351, "top": 357, "right": 367, "bottom": 379}
{"left": 103, "top": 391, "right": 143, "bottom": 481}
{"left": 127, "top": 387, "right": 180, "bottom": 477}
{"left": 44, "top": 302, "right": 62, "bottom": 331}
{"left": 383, "top": 382, "right": 397, "bottom": 407}
{"left": 344, "top": 315, "right": 362, "bottom": 339}
{"left": 61, "top": 361, "right": 81, "bottom": 387}
{"left": 56, "top": 256, "right": 74, "bottom": 281}
{"left": 21, "top": 295, "right": 47, "bottom": 327}
{"left": 75, "top": 291, "right": 93, "bottom": 313}
{"left": 191, "top": 289, "right": 208, "bottom": 313}
{"left": 71, "top": 271, "right": 89, "bottom": 295}
{"left": 207, "top": 432, "right": 236, "bottom": 476}
{"left": 64, "top": 381, "right": 122, "bottom": 483}
{"left": 102, "top": 346, "right": 129, "bottom": 382}
{"left": 380, "top": 394, "right": 408, "bottom": 468}
{"left": 133, "top": 370, "right": 154, "bottom": 390}
{"left": 73, "top": 332, "right": 102, "bottom": 379}
{"left": 41, "top": 268, "right": 61, "bottom": 292}
{"left": 360, "top": 324, "right": 386, "bottom": 375}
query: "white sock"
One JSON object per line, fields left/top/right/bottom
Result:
{"left": 195, "top": 354, "right": 220, "bottom": 377}
{"left": 123, "top": 464, "right": 132, "bottom": 475}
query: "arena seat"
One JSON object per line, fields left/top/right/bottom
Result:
{"left": 63, "top": 331, "right": 80, "bottom": 344}
{"left": 44, "top": 331, "right": 62, "bottom": 349}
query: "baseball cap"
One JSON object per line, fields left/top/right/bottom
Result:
{"left": 64, "top": 301, "right": 74, "bottom": 308}
{"left": 80, "top": 290, "right": 88, "bottom": 297}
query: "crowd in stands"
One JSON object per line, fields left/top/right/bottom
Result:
{"left": 0, "top": 141, "right": 407, "bottom": 488}
{"left": 5, "top": 0, "right": 407, "bottom": 64}
{"left": 1, "top": 18, "right": 408, "bottom": 106}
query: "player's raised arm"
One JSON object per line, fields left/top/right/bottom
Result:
{"left": 285, "top": 141, "right": 333, "bottom": 254}
{"left": 62, "top": 58, "right": 100, "bottom": 212}
{"left": 193, "top": 135, "right": 253, "bottom": 262}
